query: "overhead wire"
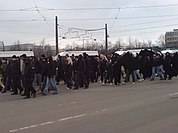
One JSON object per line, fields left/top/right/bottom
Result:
{"left": 110, "top": 17, "right": 178, "bottom": 28}
{"left": 111, "top": 23, "right": 178, "bottom": 33}
{"left": 32, "top": 0, "right": 53, "bottom": 33}
{"left": 1, "top": 3, "right": 178, "bottom": 12}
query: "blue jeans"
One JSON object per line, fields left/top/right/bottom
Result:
{"left": 43, "top": 76, "right": 58, "bottom": 94}
{"left": 151, "top": 66, "right": 163, "bottom": 80}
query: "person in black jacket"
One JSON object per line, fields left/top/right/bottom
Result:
{"left": 122, "top": 52, "right": 136, "bottom": 84}
{"left": 40, "top": 55, "right": 47, "bottom": 93}
{"left": 112, "top": 53, "right": 121, "bottom": 86}
{"left": 65, "top": 57, "right": 73, "bottom": 89}
{"left": 150, "top": 53, "right": 163, "bottom": 81}
{"left": 43, "top": 56, "right": 58, "bottom": 95}
{"left": 10, "top": 55, "right": 23, "bottom": 95}
{"left": 23, "top": 58, "right": 36, "bottom": 99}
{"left": 1, "top": 60, "right": 11, "bottom": 93}
{"left": 33, "top": 57, "right": 42, "bottom": 91}
{"left": 75, "top": 54, "right": 88, "bottom": 89}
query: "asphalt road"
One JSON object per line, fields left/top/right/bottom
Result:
{"left": 0, "top": 78, "right": 178, "bottom": 133}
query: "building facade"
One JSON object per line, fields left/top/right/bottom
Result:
{"left": 165, "top": 29, "right": 178, "bottom": 47}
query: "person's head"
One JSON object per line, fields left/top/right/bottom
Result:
{"left": 21, "top": 54, "right": 27, "bottom": 60}
{"left": 66, "top": 57, "right": 73, "bottom": 65}
{"left": 12, "top": 55, "right": 18, "bottom": 61}
{"left": 48, "top": 56, "right": 53, "bottom": 62}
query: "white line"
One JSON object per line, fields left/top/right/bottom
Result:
{"left": 169, "top": 92, "right": 178, "bottom": 96}
{"left": 70, "top": 101, "right": 77, "bottom": 104}
{"left": 58, "top": 104, "right": 62, "bottom": 107}
{"left": 19, "top": 127, "right": 30, "bottom": 130}
{"left": 58, "top": 116, "right": 74, "bottom": 121}
{"left": 9, "top": 129, "right": 19, "bottom": 133}
{"left": 40, "top": 121, "right": 55, "bottom": 126}
{"left": 73, "top": 114, "right": 87, "bottom": 118}
{"left": 101, "top": 109, "right": 108, "bottom": 112}
{"left": 9, "top": 114, "right": 87, "bottom": 133}
{"left": 57, "top": 114, "right": 86, "bottom": 121}
{"left": 29, "top": 124, "right": 39, "bottom": 128}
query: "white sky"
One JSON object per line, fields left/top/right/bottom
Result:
{"left": 1, "top": 0, "right": 178, "bottom": 48}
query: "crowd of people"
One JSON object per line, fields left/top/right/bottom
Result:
{"left": 0, "top": 49, "right": 178, "bottom": 99}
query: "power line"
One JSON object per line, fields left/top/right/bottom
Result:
{"left": 110, "top": 30, "right": 165, "bottom": 38}
{"left": 0, "top": 14, "right": 178, "bottom": 22}
{"left": 110, "top": 18, "right": 178, "bottom": 28}
{"left": 0, "top": 30, "right": 53, "bottom": 36}
{"left": 58, "top": 14, "right": 178, "bottom": 21}
{"left": 1, "top": 3, "right": 178, "bottom": 12}
{"left": 32, "top": 0, "right": 53, "bottom": 33}
{"left": 110, "top": 8, "right": 120, "bottom": 29}
{"left": 111, "top": 23, "right": 178, "bottom": 33}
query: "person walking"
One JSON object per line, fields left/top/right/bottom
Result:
{"left": 43, "top": 56, "right": 58, "bottom": 95}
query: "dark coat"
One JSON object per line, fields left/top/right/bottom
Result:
{"left": 24, "top": 59, "right": 34, "bottom": 82}
{"left": 40, "top": 59, "right": 48, "bottom": 76}
{"left": 10, "top": 59, "right": 21, "bottom": 77}
{"left": 46, "top": 61, "right": 57, "bottom": 77}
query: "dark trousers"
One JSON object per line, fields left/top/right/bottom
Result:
{"left": 124, "top": 69, "right": 135, "bottom": 83}
{"left": 12, "top": 75, "right": 23, "bottom": 94}
{"left": 81, "top": 72, "right": 88, "bottom": 88}
{"left": 113, "top": 69, "right": 121, "bottom": 85}
{"left": 24, "top": 80, "right": 35, "bottom": 98}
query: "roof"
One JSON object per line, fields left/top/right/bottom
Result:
{"left": 57, "top": 51, "right": 99, "bottom": 56}
{"left": 115, "top": 49, "right": 144, "bottom": 56}
{"left": 0, "top": 51, "right": 34, "bottom": 58}
{"left": 161, "top": 49, "right": 178, "bottom": 54}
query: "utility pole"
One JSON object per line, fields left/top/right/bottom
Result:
{"left": 2, "top": 41, "right": 5, "bottom": 51}
{"left": 55, "top": 16, "right": 59, "bottom": 55}
{"left": 105, "top": 23, "right": 108, "bottom": 55}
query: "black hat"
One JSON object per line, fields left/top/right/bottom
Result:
{"left": 12, "top": 55, "right": 17, "bottom": 58}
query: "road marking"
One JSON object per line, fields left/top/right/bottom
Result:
{"left": 9, "top": 129, "right": 18, "bottom": 133}
{"left": 58, "top": 104, "right": 62, "bottom": 107}
{"left": 70, "top": 101, "right": 77, "bottom": 104}
{"left": 40, "top": 121, "right": 55, "bottom": 126}
{"left": 169, "top": 92, "right": 178, "bottom": 96}
{"left": 9, "top": 114, "right": 87, "bottom": 133}
{"left": 101, "top": 109, "right": 108, "bottom": 112}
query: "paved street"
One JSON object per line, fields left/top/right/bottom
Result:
{"left": 0, "top": 78, "right": 178, "bottom": 133}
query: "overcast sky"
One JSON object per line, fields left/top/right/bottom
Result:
{"left": 1, "top": 0, "right": 178, "bottom": 48}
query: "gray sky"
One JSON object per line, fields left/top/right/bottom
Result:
{"left": 1, "top": 0, "right": 178, "bottom": 48}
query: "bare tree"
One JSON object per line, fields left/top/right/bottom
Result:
{"left": 147, "top": 40, "right": 152, "bottom": 47}
{"left": 10, "top": 40, "right": 22, "bottom": 51}
{"left": 156, "top": 34, "right": 165, "bottom": 46}
{"left": 114, "top": 38, "right": 124, "bottom": 50}
{"left": 127, "top": 36, "right": 135, "bottom": 49}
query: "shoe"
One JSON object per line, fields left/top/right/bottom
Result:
{"left": 73, "top": 87, "right": 78, "bottom": 90}
{"left": 84, "top": 86, "right": 88, "bottom": 89}
{"left": 1, "top": 90, "right": 6, "bottom": 93}
{"left": 23, "top": 97, "right": 30, "bottom": 99}
{"left": 52, "top": 92, "right": 58, "bottom": 95}
{"left": 11, "top": 92, "right": 18, "bottom": 95}
{"left": 122, "top": 82, "right": 127, "bottom": 85}
{"left": 110, "top": 83, "right": 113, "bottom": 86}
{"left": 19, "top": 90, "right": 23, "bottom": 95}
{"left": 21, "top": 93, "right": 26, "bottom": 96}
{"left": 66, "top": 87, "right": 70, "bottom": 90}
{"left": 101, "top": 83, "right": 106, "bottom": 85}
{"left": 31, "top": 91, "right": 36, "bottom": 98}
{"left": 42, "top": 93, "right": 47, "bottom": 96}
{"left": 132, "top": 82, "right": 135, "bottom": 85}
